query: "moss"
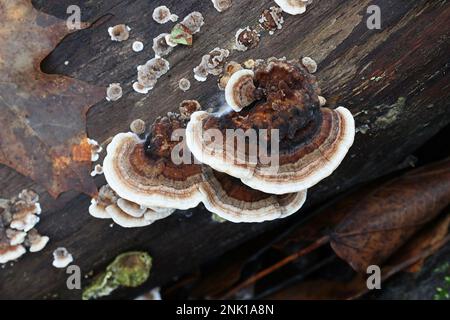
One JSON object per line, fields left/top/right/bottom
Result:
{"left": 82, "top": 251, "right": 152, "bottom": 300}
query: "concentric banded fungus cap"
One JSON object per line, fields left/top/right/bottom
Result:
{"left": 103, "top": 114, "right": 204, "bottom": 210}
{"left": 225, "top": 69, "right": 258, "bottom": 112}
{"left": 200, "top": 167, "right": 307, "bottom": 223}
{"left": 274, "top": 0, "right": 310, "bottom": 15}
{"left": 186, "top": 58, "right": 355, "bottom": 195}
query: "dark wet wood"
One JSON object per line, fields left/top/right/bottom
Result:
{"left": 0, "top": 0, "right": 449, "bottom": 299}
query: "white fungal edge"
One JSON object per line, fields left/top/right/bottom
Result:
{"left": 274, "top": 0, "right": 308, "bottom": 15}
{"left": 200, "top": 186, "right": 308, "bottom": 223}
{"left": 0, "top": 246, "right": 26, "bottom": 264}
{"left": 234, "top": 28, "right": 249, "bottom": 52}
{"left": 52, "top": 249, "right": 74, "bottom": 269}
{"left": 186, "top": 107, "right": 355, "bottom": 195}
{"left": 225, "top": 69, "right": 255, "bottom": 112}
{"left": 103, "top": 133, "right": 204, "bottom": 210}
{"left": 29, "top": 236, "right": 50, "bottom": 253}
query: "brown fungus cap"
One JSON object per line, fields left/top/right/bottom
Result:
{"left": 103, "top": 114, "right": 205, "bottom": 210}
{"left": 103, "top": 113, "right": 306, "bottom": 222}
{"left": 186, "top": 58, "right": 355, "bottom": 195}
{"left": 200, "top": 167, "right": 306, "bottom": 223}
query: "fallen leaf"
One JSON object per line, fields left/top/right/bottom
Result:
{"left": 267, "top": 212, "right": 450, "bottom": 300}
{"left": 221, "top": 159, "right": 450, "bottom": 298}
{"left": 390, "top": 212, "right": 450, "bottom": 273}
{"left": 0, "top": 0, "right": 104, "bottom": 197}
{"left": 331, "top": 158, "right": 450, "bottom": 272}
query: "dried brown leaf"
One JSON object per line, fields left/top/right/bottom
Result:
{"left": 0, "top": 0, "right": 104, "bottom": 197}
{"left": 331, "top": 159, "right": 450, "bottom": 272}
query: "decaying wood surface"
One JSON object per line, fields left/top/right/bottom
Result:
{"left": 0, "top": 0, "right": 449, "bottom": 299}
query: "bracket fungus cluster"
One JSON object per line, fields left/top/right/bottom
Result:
{"left": 133, "top": 57, "right": 170, "bottom": 94}
{"left": 194, "top": 48, "right": 230, "bottom": 82}
{"left": 186, "top": 58, "right": 355, "bottom": 195}
{"left": 94, "top": 58, "right": 354, "bottom": 225}
{"left": 97, "top": 94, "right": 309, "bottom": 225}
{"left": 0, "top": 190, "right": 48, "bottom": 264}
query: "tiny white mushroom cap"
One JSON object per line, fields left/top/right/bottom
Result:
{"left": 133, "top": 82, "right": 152, "bottom": 94}
{"left": 29, "top": 235, "right": 49, "bottom": 253}
{"left": 179, "top": 78, "right": 191, "bottom": 92}
{"left": 90, "top": 164, "right": 104, "bottom": 177}
{"left": 88, "top": 199, "right": 111, "bottom": 219}
{"left": 106, "top": 204, "right": 154, "bottom": 228}
{"left": 132, "top": 41, "right": 144, "bottom": 52}
{"left": 225, "top": 69, "right": 256, "bottom": 112}
{"left": 106, "top": 83, "right": 123, "bottom": 102}
{"left": 52, "top": 247, "right": 73, "bottom": 269}
{"left": 0, "top": 245, "right": 26, "bottom": 264}
{"left": 116, "top": 198, "right": 147, "bottom": 218}
{"left": 274, "top": 0, "right": 309, "bottom": 15}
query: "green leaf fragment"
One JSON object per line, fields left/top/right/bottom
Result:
{"left": 170, "top": 24, "right": 193, "bottom": 46}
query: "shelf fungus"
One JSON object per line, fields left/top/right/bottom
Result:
{"left": 83, "top": 252, "right": 152, "bottom": 300}
{"left": 152, "top": 33, "right": 174, "bottom": 57}
{"left": 194, "top": 48, "right": 230, "bottom": 82}
{"left": 200, "top": 167, "right": 307, "bottom": 223}
{"left": 275, "top": 0, "right": 312, "bottom": 15}
{"left": 235, "top": 27, "right": 260, "bottom": 52}
{"left": 259, "top": 6, "right": 284, "bottom": 34}
{"left": 219, "top": 61, "right": 243, "bottom": 90}
{"left": 0, "top": 190, "right": 48, "bottom": 264}
{"left": 26, "top": 229, "right": 49, "bottom": 253}
{"left": 132, "top": 41, "right": 144, "bottom": 52}
{"left": 179, "top": 78, "right": 191, "bottom": 92}
{"left": 225, "top": 69, "right": 258, "bottom": 112}
{"left": 52, "top": 247, "right": 73, "bottom": 269}
{"left": 211, "top": 0, "right": 232, "bottom": 12}
{"left": 88, "top": 185, "right": 174, "bottom": 228}
{"left": 102, "top": 111, "right": 307, "bottom": 223}
{"left": 103, "top": 114, "right": 205, "bottom": 210}
{"left": 152, "top": 6, "right": 178, "bottom": 24}
{"left": 133, "top": 57, "right": 170, "bottom": 94}
{"left": 108, "top": 24, "right": 131, "bottom": 42}
{"left": 186, "top": 58, "right": 355, "bottom": 195}
{"left": 106, "top": 83, "right": 123, "bottom": 102}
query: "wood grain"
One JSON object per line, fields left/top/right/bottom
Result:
{"left": 0, "top": 0, "right": 449, "bottom": 299}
